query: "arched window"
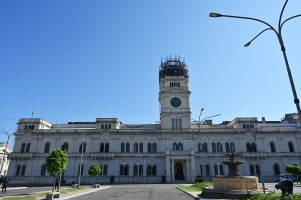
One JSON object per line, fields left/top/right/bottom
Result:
{"left": 61, "top": 143, "right": 69, "bottom": 152}
{"left": 178, "top": 143, "right": 183, "bottom": 151}
{"left": 246, "top": 142, "right": 251, "bottom": 152}
{"left": 200, "top": 165, "right": 204, "bottom": 177}
{"left": 79, "top": 142, "right": 86, "bottom": 153}
{"left": 249, "top": 164, "right": 255, "bottom": 175}
{"left": 173, "top": 143, "right": 177, "bottom": 150}
{"left": 225, "top": 143, "right": 230, "bottom": 153}
{"left": 139, "top": 143, "right": 143, "bottom": 153}
{"left": 230, "top": 143, "right": 235, "bottom": 152}
{"left": 78, "top": 164, "right": 84, "bottom": 176}
{"left": 121, "top": 143, "right": 125, "bottom": 153}
{"left": 255, "top": 164, "right": 261, "bottom": 175}
{"left": 21, "top": 165, "right": 26, "bottom": 176}
{"left": 175, "top": 118, "right": 179, "bottom": 130}
{"left": 152, "top": 165, "right": 157, "bottom": 176}
{"left": 152, "top": 143, "right": 157, "bottom": 153}
{"left": 148, "top": 143, "right": 152, "bottom": 153}
{"left": 147, "top": 165, "right": 152, "bottom": 175}
{"left": 103, "top": 165, "right": 107, "bottom": 175}
{"left": 288, "top": 141, "right": 295, "bottom": 152}
{"left": 25, "top": 143, "right": 31, "bottom": 153}
{"left": 126, "top": 143, "right": 130, "bottom": 153}
{"left": 40, "top": 164, "right": 46, "bottom": 176}
{"left": 100, "top": 143, "right": 104, "bottom": 152}
{"left": 270, "top": 142, "right": 276, "bottom": 152}
{"left": 105, "top": 143, "right": 109, "bottom": 152}
{"left": 21, "top": 143, "right": 26, "bottom": 153}
{"left": 217, "top": 143, "right": 223, "bottom": 153}
{"left": 179, "top": 118, "right": 182, "bottom": 130}
{"left": 134, "top": 143, "right": 138, "bottom": 153}
{"left": 219, "top": 165, "right": 224, "bottom": 176}
{"left": 44, "top": 143, "right": 50, "bottom": 153}
{"left": 274, "top": 163, "right": 280, "bottom": 175}
{"left": 243, "top": 124, "right": 246, "bottom": 129}
{"left": 139, "top": 164, "right": 143, "bottom": 176}
{"left": 16, "top": 165, "right": 21, "bottom": 176}
{"left": 205, "top": 165, "right": 210, "bottom": 176}
{"left": 120, "top": 165, "right": 124, "bottom": 175}
{"left": 212, "top": 143, "right": 216, "bottom": 153}
{"left": 124, "top": 164, "right": 129, "bottom": 175}
{"left": 134, "top": 165, "right": 138, "bottom": 175}
{"left": 251, "top": 142, "right": 257, "bottom": 152}
{"left": 203, "top": 143, "right": 208, "bottom": 153}
{"left": 214, "top": 164, "right": 218, "bottom": 175}
{"left": 198, "top": 143, "right": 202, "bottom": 153}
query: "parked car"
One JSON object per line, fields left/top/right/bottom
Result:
{"left": 276, "top": 174, "right": 297, "bottom": 182}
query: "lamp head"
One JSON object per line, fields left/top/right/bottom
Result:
{"left": 209, "top": 13, "right": 222, "bottom": 17}
{"left": 244, "top": 42, "right": 251, "bottom": 47}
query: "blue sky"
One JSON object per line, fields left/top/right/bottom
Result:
{"left": 1, "top": 0, "right": 301, "bottom": 148}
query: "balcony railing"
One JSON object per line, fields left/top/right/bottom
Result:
{"left": 8, "top": 153, "right": 33, "bottom": 160}
{"left": 91, "top": 153, "right": 115, "bottom": 160}
{"left": 242, "top": 152, "right": 267, "bottom": 159}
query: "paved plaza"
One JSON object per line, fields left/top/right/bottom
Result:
{"left": 0, "top": 183, "right": 301, "bottom": 199}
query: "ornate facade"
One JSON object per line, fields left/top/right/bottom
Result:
{"left": 7, "top": 57, "right": 301, "bottom": 184}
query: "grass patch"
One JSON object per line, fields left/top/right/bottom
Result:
{"left": 178, "top": 182, "right": 213, "bottom": 192}
{"left": 2, "top": 195, "right": 37, "bottom": 200}
{"left": 2, "top": 185, "right": 93, "bottom": 199}
{"left": 249, "top": 193, "right": 301, "bottom": 200}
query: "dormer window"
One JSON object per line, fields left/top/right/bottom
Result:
{"left": 24, "top": 125, "right": 35, "bottom": 130}
{"left": 170, "top": 82, "right": 180, "bottom": 88}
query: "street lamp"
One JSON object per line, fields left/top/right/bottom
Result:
{"left": 209, "top": 0, "right": 301, "bottom": 123}
{"left": 194, "top": 109, "right": 221, "bottom": 179}
{"left": 0, "top": 128, "right": 14, "bottom": 176}
{"left": 78, "top": 132, "right": 85, "bottom": 189}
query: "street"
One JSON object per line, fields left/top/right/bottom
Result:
{"left": 1, "top": 183, "right": 301, "bottom": 199}
{"left": 69, "top": 184, "right": 194, "bottom": 200}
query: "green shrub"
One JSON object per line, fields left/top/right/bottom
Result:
{"left": 249, "top": 193, "right": 301, "bottom": 200}
{"left": 194, "top": 177, "right": 205, "bottom": 183}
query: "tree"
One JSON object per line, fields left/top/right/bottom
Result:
{"left": 285, "top": 162, "right": 301, "bottom": 184}
{"left": 45, "top": 148, "right": 68, "bottom": 192}
{"left": 88, "top": 162, "right": 101, "bottom": 186}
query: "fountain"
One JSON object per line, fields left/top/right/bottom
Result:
{"left": 201, "top": 152, "right": 263, "bottom": 199}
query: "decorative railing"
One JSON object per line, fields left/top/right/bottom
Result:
{"left": 242, "top": 152, "right": 266, "bottom": 159}
{"left": 169, "top": 151, "right": 194, "bottom": 156}
{"left": 91, "top": 153, "right": 114, "bottom": 160}
{"left": 8, "top": 153, "right": 33, "bottom": 160}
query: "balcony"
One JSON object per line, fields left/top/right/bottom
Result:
{"left": 242, "top": 152, "right": 266, "bottom": 160}
{"left": 168, "top": 150, "right": 194, "bottom": 157}
{"left": 91, "top": 153, "right": 114, "bottom": 160}
{"left": 8, "top": 152, "right": 33, "bottom": 160}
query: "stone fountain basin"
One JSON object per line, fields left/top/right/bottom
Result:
{"left": 213, "top": 176, "right": 260, "bottom": 191}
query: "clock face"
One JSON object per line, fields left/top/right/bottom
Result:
{"left": 170, "top": 97, "right": 181, "bottom": 108}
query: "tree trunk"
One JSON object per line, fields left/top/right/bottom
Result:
{"left": 58, "top": 175, "right": 61, "bottom": 192}
{"left": 52, "top": 176, "right": 55, "bottom": 192}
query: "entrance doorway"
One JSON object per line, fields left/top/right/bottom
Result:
{"left": 174, "top": 162, "right": 184, "bottom": 180}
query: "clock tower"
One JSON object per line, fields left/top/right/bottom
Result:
{"left": 159, "top": 57, "right": 191, "bottom": 130}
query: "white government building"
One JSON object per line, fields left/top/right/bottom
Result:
{"left": 7, "top": 57, "right": 301, "bottom": 184}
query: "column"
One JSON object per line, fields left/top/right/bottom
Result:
{"left": 171, "top": 159, "right": 175, "bottom": 181}
{"left": 191, "top": 156, "right": 196, "bottom": 179}
{"left": 166, "top": 155, "right": 170, "bottom": 182}
{"left": 186, "top": 159, "right": 190, "bottom": 181}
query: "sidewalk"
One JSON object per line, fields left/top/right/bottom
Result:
{"left": 35, "top": 186, "right": 110, "bottom": 200}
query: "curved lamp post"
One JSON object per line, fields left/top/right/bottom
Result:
{"left": 0, "top": 127, "right": 14, "bottom": 176}
{"left": 209, "top": 0, "right": 301, "bottom": 123}
{"left": 193, "top": 109, "right": 221, "bottom": 178}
